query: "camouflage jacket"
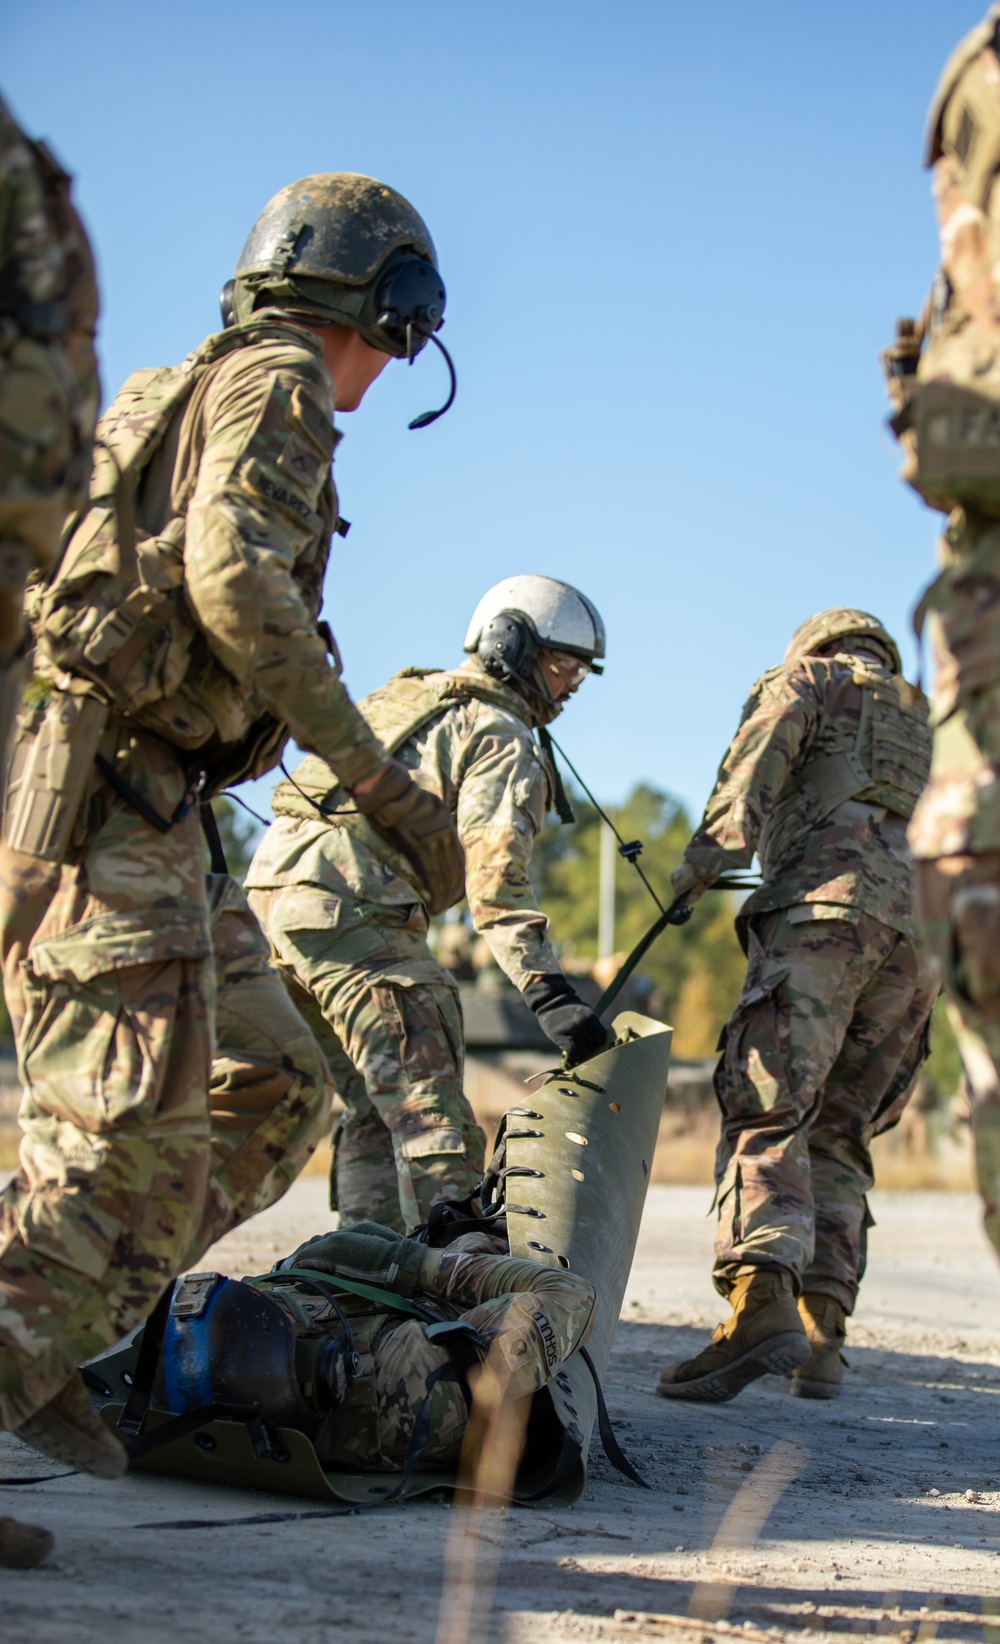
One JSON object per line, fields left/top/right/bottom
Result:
{"left": 31, "top": 314, "right": 386, "bottom": 792}
{"left": 682, "top": 650, "right": 932, "bottom": 937}
{"left": 246, "top": 659, "right": 564, "bottom": 988}
{"left": 305, "top": 1237, "right": 597, "bottom": 1472}
{"left": 0, "top": 92, "right": 99, "bottom": 571}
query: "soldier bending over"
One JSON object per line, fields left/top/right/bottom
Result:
{"left": 246, "top": 574, "right": 608, "bottom": 1231}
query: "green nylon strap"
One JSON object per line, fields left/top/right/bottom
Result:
{"left": 249, "top": 1266, "right": 433, "bottom": 1322}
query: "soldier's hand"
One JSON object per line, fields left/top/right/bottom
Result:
{"left": 523, "top": 974, "right": 609, "bottom": 1067}
{"left": 669, "top": 861, "right": 708, "bottom": 907}
{"left": 280, "top": 1226, "right": 426, "bottom": 1292}
{"left": 352, "top": 759, "right": 465, "bottom": 916}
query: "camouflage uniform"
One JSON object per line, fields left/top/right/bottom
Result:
{"left": 0, "top": 315, "right": 389, "bottom": 1431}
{"left": 884, "top": 7, "right": 1000, "bottom": 1258}
{"left": 679, "top": 644, "right": 937, "bottom": 1310}
{"left": 261, "top": 1228, "right": 596, "bottom": 1472}
{"left": 246, "top": 659, "right": 565, "bottom": 1230}
{"left": 0, "top": 92, "right": 99, "bottom": 776}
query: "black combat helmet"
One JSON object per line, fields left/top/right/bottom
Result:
{"left": 229, "top": 172, "right": 444, "bottom": 358}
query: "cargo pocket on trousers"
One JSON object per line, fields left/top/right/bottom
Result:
{"left": 399, "top": 1127, "right": 466, "bottom": 1162}
{"left": 719, "top": 967, "right": 790, "bottom": 1117}
{"left": 20, "top": 971, "right": 147, "bottom": 1131}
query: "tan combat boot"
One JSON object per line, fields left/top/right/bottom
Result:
{"left": 0, "top": 1516, "right": 55, "bottom": 1568}
{"left": 15, "top": 1372, "right": 128, "bottom": 1479}
{"left": 785, "top": 1292, "right": 847, "bottom": 1399}
{"left": 656, "top": 1269, "right": 810, "bottom": 1403}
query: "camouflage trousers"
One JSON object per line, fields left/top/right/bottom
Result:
{"left": 713, "top": 905, "right": 937, "bottom": 1311}
{"left": 907, "top": 522, "right": 1000, "bottom": 1263}
{"left": 247, "top": 884, "right": 486, "bottom": 1233}
{"left": 0, "top": 730, "right": 330, "bottom": 1429}
{"left": 914, "top": 855, "right": 1000, "bottom": 1260}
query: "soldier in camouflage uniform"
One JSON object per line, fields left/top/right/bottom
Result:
{"left": 0, "top": 92, "right": 99, "bottom": 787}
{"left": 157, "top": 1222, "right": 596, "bottom": 1476}
{"left": 0, "top": 90, "right": 99, "bottom": 1573}
{"left": 0, "top": 174, "right": 464, "bottom": 1483}
{"left": 246, "top": 574, "right": 608, "bottom": 1231}
{"left": 884, "top": 6, "right": 1000, "bottom": 1265}
{"left": 657, "top": 610, "right": 937, "bottom": 1404}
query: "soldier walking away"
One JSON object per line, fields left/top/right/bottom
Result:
{"left": 657, "top": 610, "right": 937, "bottom": 1404}
{"left": 884, "top": 6, "right": 1000, "bottom": 1267}
{"left": 0, "top": 89, "right": 100, "bottom": 1573}
{"left": 245, "top": 574, "right": 609, "bottom": 1231}
{"left": 0, "top": 174, "right": 464, "bottom": 1497}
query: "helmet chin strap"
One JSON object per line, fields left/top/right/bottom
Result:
{"left": 406, "top": 331, "right": 457, "bottom": 430}
{"left": 486, "top": 652, "right": 563, "bottom": 727}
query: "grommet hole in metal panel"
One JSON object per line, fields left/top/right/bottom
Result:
{"left": 556, "top": 1254, "right": 571, "bottom": 1269}
{"left": 527, "top": 1240, "right": 552, "bottom": 1253}
{"left": 195, "top": 1433, "right": 216, "bottom": 1452}
{"left": 570, "top": 1168, "right": 585, "bottom": 1182}
{"left": 565, "top": 1131, "right": 587, "bottom": 1145}
{"left": 122, "top": 1372, "right": 133, "bottom": 1386}
{"left": 557, "top": 1087, "right": 580, "bottom": 1098}
{"left": 608, "top": 1101, "right": 621, "bottom": 1113}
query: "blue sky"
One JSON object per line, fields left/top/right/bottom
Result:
{"left": 2, "top": 2, "right": 981, "bottom": 824}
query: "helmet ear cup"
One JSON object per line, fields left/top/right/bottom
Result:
{"left": 478, "top": 613, "right": 533, "bottom": 682}
{"left": 219, "top": 279, "right": 236, "bottom": 329}
{"left": 372, "top": 256, "right": 446, "bottom": 357}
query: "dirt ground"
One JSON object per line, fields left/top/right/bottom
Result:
{"left": 2, "top": 1181, "right": 998, "bottom": 1643}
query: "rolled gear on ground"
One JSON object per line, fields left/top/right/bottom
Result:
{"left": 84, "top": 1010, "right": 671, "bottom": 1505}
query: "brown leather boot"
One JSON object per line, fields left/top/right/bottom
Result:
{"left": 656, "top": 1269, "right": 810, "bottom": 1403}
{"left": 15, "top": 1372, "right": 127, "bottom": 1479}
{"left": 0, "top": 1515, "right": 55, "bottom": 1569}
{"left": 786, "top": 1292, "right": 847, "bottom": 1399}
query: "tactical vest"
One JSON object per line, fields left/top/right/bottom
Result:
{"left": 891, "top": 14, "right": 1000, "bottom": 514}
{"left": 272, "top": 665, "right": 535, "bottom": 822}
{"left": 29, "top": 319, "right": 337, "bottom": 779}
{"left": 758, "top": 660, "right": 932, "bottom": 875}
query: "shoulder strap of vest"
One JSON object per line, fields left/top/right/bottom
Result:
{"left": 86, "top": 321, "right": 312, "bottom": 587}
{"left": 779, "top": 662, "right": 875, "bottom": 818}
{"left": 361, "top": 666, "right": 528, "bottom": 757}
{"left": 272, "top": 666, "right": 529, "bottom": 820}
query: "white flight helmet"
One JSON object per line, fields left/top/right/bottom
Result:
{"left": 463, "top": 575, "right": 606, "bottom": 685}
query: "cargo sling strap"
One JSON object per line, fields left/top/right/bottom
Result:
{"left": 93, "top": 752, "right": 207, "bottom": 839}
{"left": 539, "top": 729, "right": 757, "bottom": 1021}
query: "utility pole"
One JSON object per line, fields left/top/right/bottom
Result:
{"left": 598, "top": 817, "right": 616, "bottom": 960}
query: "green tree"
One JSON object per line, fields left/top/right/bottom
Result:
{"left": 531, "top": 782, "right": 746, "bottom": 1057}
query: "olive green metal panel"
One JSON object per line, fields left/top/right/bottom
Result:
{"left": 98, "top": 1401, "right": 455, "bottom": 1504}
{"left": 504, "top": 1010, "right": 672, "bottom": 1500}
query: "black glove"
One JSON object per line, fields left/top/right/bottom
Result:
{"left": 353, "top": 759, "right": 465, "bottom": 917}
{"left": 523, "top": 974, "right": 608, "bottom": 1067}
